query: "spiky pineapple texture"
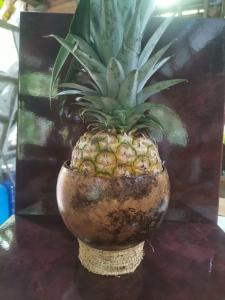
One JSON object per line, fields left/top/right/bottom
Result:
{"left": 71, "top": 132, "right": 162, "bottom": 177}
{"left": 50, "top": 0, "right": 188, "bottom": 177}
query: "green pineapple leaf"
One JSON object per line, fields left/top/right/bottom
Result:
{"left": 74, "top": 101, "right": 101, "bottom": 111}
{"left": 69, "top": 0, "right": 90, "bottom": 42}
{"left": 139, "top": 17, "right": 173, "bottom": 68}
{"left": 126, "top": 113, "right": 146, "bottom": 130}
{"left": 123, "top": 3, "right": 142, "bottom": 55}
{"left": 111, "top": 110, "right": 128, "bottom": 127}
{"left": 80, "top": 108, "right": 113, "bottom": 127}
{"left": 98, "top": 0, "right": 123, "bottom": 64}
{"left": 75, "top": 98, "right": 103, "bottom": 110}
{"left": 49, "top": 34, "right": 107, "bottom": 94}
{"left": 60, "top": 83, "right": 98, "bottom": 94}
{"left": 49, "top": 33, "right": 75, "bottom": 100}
{"left": 135, "top": 118, "right": 164, "bottom": 142}
{"left": 73, "top": 48, "right": 107, "bottom": 94}
{"left": 148, "top": 104, "right": 188, "bottom": 145}
{"left": 50, "top": 0, "right": 90, "bottom": 99}
{"left": 106, "top": 58, "right": 125, "bottom": 98}
{"left": 58, "top": 90, "right": 84, "bottom": 96}
{"left": 118, "top": 0, "right": 136, "bottom": 24}
{"left": 117, "top": 4, "right": 142, "bottom": 75}
{"left": 57, "top": 88, "right": 98, "bottom": 97}
{"left": 147, "top": 121, "right": 164, "bottom": 142}
{"left": 90, "top": 0, "right": 101, "bottom": 56}
{"left": 116, "top": 47, "right": 139, "bottom": 77}
{"left": 138, "top": 41, "right": 174, "bottom": 92}
{"left": 128, "top": 102, "right": 187, "bottom": 145}
{"left": 126, "top": 109, "right": 165, "bottom": 132}
{"left": 50, "top": 2, "right": 188, "bottom": 143}
{"left": 63, "top": 57, "right": 81, "bottom": 86}
{"left": 71, "top": 34, "right": 100, "bottom": 61}
{"left": 118, "top": 70, "right": 139, "bottom": 107}
{"left": 137, "top": 79, "right": 187, "bottom": 104}
{"left": 138, "top": 0, "right": 156, "bottom": 34}
{"left": 82, "top": 96, "right": 121, "bottom": 113}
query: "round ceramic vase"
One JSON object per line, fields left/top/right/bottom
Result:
{"left": 57, "top": 161, "right": 170, "bottom": 276}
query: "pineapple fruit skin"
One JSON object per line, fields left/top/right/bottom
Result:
{"left": 71, "top": 132, "right": 163, "bottom": 178}
{"left": 57, "top": 161, "right": 170, "bottom": 250}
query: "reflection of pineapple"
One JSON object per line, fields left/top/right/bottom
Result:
{"left": 50, "top": 0, "right": 187, "bottom": 177}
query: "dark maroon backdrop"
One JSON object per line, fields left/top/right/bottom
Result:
{"left": 17, "top": 13, "right": 225, "bottom": 222}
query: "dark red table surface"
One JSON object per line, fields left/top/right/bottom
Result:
{"left": 0, "top": 216, "right": 225, "bottom": 300}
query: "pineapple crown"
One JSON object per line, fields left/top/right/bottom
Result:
{"left": 49, "top": 0, "right": 188, "bottom": 145}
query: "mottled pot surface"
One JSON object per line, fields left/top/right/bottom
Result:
{"left": 57, "top": 161, "right": 170, "bottom": 250}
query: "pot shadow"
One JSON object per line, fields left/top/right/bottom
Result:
{"left": 73, "top": 261, "right": 144, "bottom": 300}
{"left": 60, "top": 252, "right": 169, "bottom": 300}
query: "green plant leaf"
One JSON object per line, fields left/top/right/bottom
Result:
{"left": 106, "top": 58, "right": 125, "bottom": 98}
{"left": 116, "top": 47, "right": 139, "bottom": 77}
{"left": 148, "top": 104, "right": 188, "bottom": 145}
{"left": 90, "top": 0, "right": 101, "bottom": 55}
{"left": 80, "top": 108, "right": 112, "bottom": 124}
{"left": 147, "top": 121, "right": 165, "bottom": 142}
{"left": 124, "top": 3, "right": 141, "bottom": 54}
{"left": 74, "top": 48, "right": 107, "bottom": 94}
{"left": 135, "top": 118, "right": 164, "bottom": 142}
{"left": 126, "top": 113, "right": 145, "bottom": 130}
{"left": 71, "top": 34, "right": 100, "bottom": 61}
{"left": 138, "top": 0, "right": 156, "bottom": 34}
{"left": 81, "top": 111, "right": 108, "bottom": 126}
{"left": 76, "top": 98, "right": 103, "bottom": 110}
{"left": 63, "top": 57, "right": 81, "bottom": 85}
{"left": 111, "top": 109, "right": 128, "bottom": 126}
{"left": 75, "top": 101, "right": 100, "bottom": 110}
{"left": 50, "top": 0, "right": 90, "bottom": 100}
{"left": 118, "top": 70, "right": 139, "bottom": 107}
{"left": 126, "top": 109, "right": 165, "bottom": 131}
{"left": 70, "top": 0, "right": 90, "bottom": 42}
{"left": 82, "top": 95, "right": 121, "bottom": 113}
{"left": 128, "top": 102, "right": 153, "bottom": 116}
{"left": 60, "top": 83, "right": 98, "bottom": 94}
{"left": 129, "top": 103, "right": 187, "bottom": 145}
{"left": 49, "top": 33, "right": 75, "bottom": 100}
{"left": 58, "top": 90, "right": 83, "bottom": 96}
{"left": 118, "top": 0, "right": 136, "bottom": 23}
{"left": 139, "top": 115, "right": 164, "bottom": 130}
{"left": 49, "top": 34, "right": 107, "bottom": 94}
{"left": 138, "top": 41, "right": 173, "bottom": 92}
{"left": 137, "top": 79, "right": 186, "bottom": 104}
{"left": 139, "top": 17, "right": 173, "bottom": 68}
{"left": 117, "top": 2, "right": 141, "bottom": 74}
{"left": 99, "top": 0, "right": 123, "bottom": 64}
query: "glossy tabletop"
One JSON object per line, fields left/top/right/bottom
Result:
{"left": 0, "top": 215, "right": 225, "bottom": 300}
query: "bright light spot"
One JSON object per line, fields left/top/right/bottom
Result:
{"left": 160, "top": 12, "right": 175, "bottom": 17}
{"left": 156, "top": 0, "right": 178, "bottom": 7}
{"left": 1, "top": 164, "right": 13, "bottom": 170}
{"left": 8, "top": 126, "right": 17, "bottom": 146}
{"left": 218, "top": 216, "right": 225, "bottom": 232}
{"left": 0, "top": 28, "right": 18, "bottom": 74}
{"left": 182, "top": 9, "right": 202, "bottom": 15}
{"left": 1, "top": 240, "right": 10, "bottom": 251}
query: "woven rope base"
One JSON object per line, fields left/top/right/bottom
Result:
{"left": 78, "top": 239, "right": 144, "bottom": 276}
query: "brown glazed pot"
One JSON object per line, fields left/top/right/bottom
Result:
{"left": 57, "top": 161, "right": 170, "bottom": 251}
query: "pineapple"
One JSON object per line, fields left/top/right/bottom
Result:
{"left": 50, "top": 0, "right": 187, "bottom": 178}
{"left": 71, "top": 132, "right": 162, "bottom": 177}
